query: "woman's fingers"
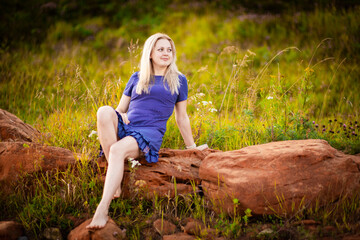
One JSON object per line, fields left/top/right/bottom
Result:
{"left": 196, "top": 144, "right": 208, "bottom": 150}
{"left": 120, "top": 113, "right": 130, "bottom": 124}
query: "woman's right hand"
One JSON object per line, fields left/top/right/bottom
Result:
{"left": 116, "top": 94, "right": 131, "bottom": 124}
{"left": 120, "top": 112, "right": 130, "bottom": 125}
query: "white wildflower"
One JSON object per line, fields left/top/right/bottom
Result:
{"left": 267, "top": 96, "right": 273, "bottom": 100}
{"left": 209, "top": 101, "right": 212, "bottom": 104}
{"left": 88, "top": 130, "right": 97, "bottom": 138}
{"left": 209, "top": 108, "right": 218, "bottom": 112}
{"left": 190, "top": 93, "right": 205, "bottom": 101}
{"left": 202, "top": 101, "right": 209, "bottom": 106}
{"left": 128, "top": 157, "right": 141, "bottom": 168}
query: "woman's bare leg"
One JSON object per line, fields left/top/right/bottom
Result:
{"left": 97, "top": 106, "right": 118, "bottom": 160}
{"left": 97, "top": 106, "right": 122, "bottom": 197}
{"left": 86, "top": 136, "right": 140, "bottom": 229}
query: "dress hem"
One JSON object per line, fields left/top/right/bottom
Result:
{"left": 99, "top": 109, "right": 159, "bottom": 163}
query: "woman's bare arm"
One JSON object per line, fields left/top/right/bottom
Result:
{"left": 175, "top": 100, "right": 195, "bottom": 148}
{"left": 115, "top": 94, "right": 131, "bottom": 124}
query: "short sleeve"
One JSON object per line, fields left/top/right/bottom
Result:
{"left": 123, "top": 72, "right": 138, "bottom": 97}
{"left": 176, "top": 74, "right": 188, "bottom": 103}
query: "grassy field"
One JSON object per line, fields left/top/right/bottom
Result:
{"left": 0, "top": 2, "right": 359, "bottom": 239}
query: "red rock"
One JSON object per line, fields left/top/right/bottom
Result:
{"left": 182, "top": 219, "right": 217, "bottom": 239}
{"left": 153, "top": 219, "right": 176, "bottom": 235}
{"left": 342, "top": 234, "right": 360, "bottom": 240}
{"left": 163, "top": 232, "right": 196, "bottom": 240}
{"left": 0, "top": 109, "right": 39, "bottom": 142}
{"left": 67, "top": 218, "right": 126, "bottom": 240}
{"left": 199, "top": 139, "right": 360, "bottom": 215}
{"left": 293, "top": 219, "right": 320, "bottom": 226}
{"left": 43, "top": 227, "right": 62, "bottom": 240}
{"left": 305, "top": 225, "right": 318, "bottom": 232}
{"left": 0, "top": 142, "right": 76, "bottom": 192}
{"left": 183, "top": 219, "right": 205, "bottom": 235}
{"left": 0, "top": 221, "right": 24, "bottom": 240}
{"left": 119, "top": 148, "right": 218, "bottom": 198}
{"left": 323, "top": 225, "right": 336, "bottom": 233}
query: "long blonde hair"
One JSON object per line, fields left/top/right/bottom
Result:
{"left": 136, "top": 33, "right": 181, "bottom": 95}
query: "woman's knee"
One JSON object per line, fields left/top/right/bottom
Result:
{"left": 108, "top": 143, "right": 126, "bottom": 161}
{"left": 97, "top": 106, "right": 116, "bottom": 124}
{"left": 109, "top": 138, "right": 139, "bottom": 160}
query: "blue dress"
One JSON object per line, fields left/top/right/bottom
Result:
{"left": 101, "top": 72, "right": 188, "bottom": 163}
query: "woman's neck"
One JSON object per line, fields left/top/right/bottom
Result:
{"left": 153, "top": 66, "right": 167, "bottom": 76}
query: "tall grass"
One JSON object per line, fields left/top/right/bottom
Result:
{"left": 0, "top": 5, "right": 359, "bottom": 239}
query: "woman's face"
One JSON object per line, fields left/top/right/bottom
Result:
{"left": 150, "top": 38, "right": 173, "bottom": 71}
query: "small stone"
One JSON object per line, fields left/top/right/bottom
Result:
{"left": 294, "top": 219, "right": 319, "bottom": 226}
{"left": 183, "top": 220, "right": 205, "bottom": 236}
{"left": 17, "top": 237, "right": 28, "bottom": 240}
{"left": 0, "top": 221, "right": 24, "bottom": 240}
{"left": 258, "top": 228, "right": 273, "bottom": 235}
{"left": 163, "top": 232, "right": 195, "bottom": 240}
{"left": 342, "top": 234, "right": 360, "bottom": 240}
{"left": 153, "top": 219, "right": 176, "bottom": 235}
{"left": 43, "top": 227, "right": 62, "bottom": 240}
{"left": 323, "top": 225, "right": 336, "bottom": 233}
{"left": 305, "top": 225, "right": 317, "bottom": 232}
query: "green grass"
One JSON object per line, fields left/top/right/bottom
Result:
{"left": 0, "top": 3, "right": 360, "bottom": 239}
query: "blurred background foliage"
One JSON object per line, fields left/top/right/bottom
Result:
{"left": 0, "top": 0, "right": 359, "bottom": 153}
{"left": 1, "top": 0, "right": 359, "bottom": 48}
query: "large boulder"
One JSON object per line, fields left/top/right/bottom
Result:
{"left": 0, "top": 142, "right": 77, "bottom": 192}
{"left": 0, "top": 109, "right": 39, "bottom": 142}
{"left": 199, "top": 139, "right": 360, "bottom": 215}
{"left": 121, "top": 148, "right": 218, "bottom": 198}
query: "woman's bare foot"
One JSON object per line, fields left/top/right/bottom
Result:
{"left": 113, "top": 185, "right": 121, "bottom": 199}
{"left": 86, "top": 204, "right": 109, "bottom": 229}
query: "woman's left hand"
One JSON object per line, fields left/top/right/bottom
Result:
{"left": 196, "top": 144, "right": 208, "bottom": 150}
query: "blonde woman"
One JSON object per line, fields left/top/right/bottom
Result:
{"left": 87, "top": 33, "right": 196, "bottom": 229}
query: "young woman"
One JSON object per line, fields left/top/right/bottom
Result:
{"left": 87, "top": 33, "right": 196, "bottom": 229}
